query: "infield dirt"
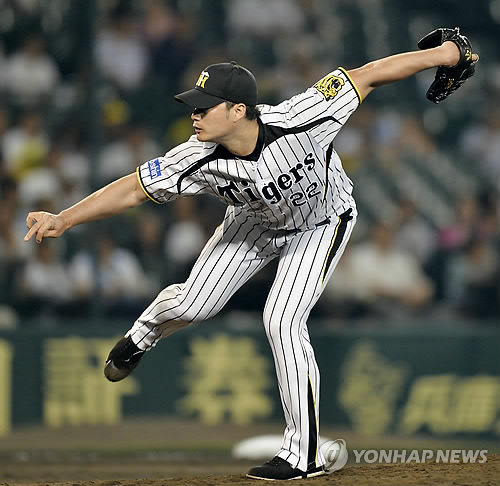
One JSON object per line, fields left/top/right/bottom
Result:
{"left": 0, "top": 418, "right": 497, "bottom": 486}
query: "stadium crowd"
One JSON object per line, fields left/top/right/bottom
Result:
{"left": 0, "top": 0, "right": 498, "bottom": 326}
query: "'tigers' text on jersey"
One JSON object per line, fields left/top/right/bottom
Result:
{"left": 216, "top": 153, "right": 320, "bottom": 206}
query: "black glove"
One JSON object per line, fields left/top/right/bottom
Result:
{"left": 417, "top": 27, "right": 477, "bottom": 103}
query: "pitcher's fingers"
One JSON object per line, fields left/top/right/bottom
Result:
{"left": 35, "top": 221, "right": 53, "bottom": 243}
{"left": 26, "top": 212, "right": 39, "bottom": 228}
{"left": 472, "top": 53, "right": 479, "bottom": 62}
{"left": 24, "top": 220, "right": 43, "bottom": 241}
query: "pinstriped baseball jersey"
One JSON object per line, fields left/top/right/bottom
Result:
{"left": 128, "top": 66, "right": 361, "bottom": 474}
{"left": 137, "top": 68, "right": 360, "bottom": 229}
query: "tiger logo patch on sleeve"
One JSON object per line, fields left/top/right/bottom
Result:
{"left": 314, "top": 74, "right": 345, "bottom": 100}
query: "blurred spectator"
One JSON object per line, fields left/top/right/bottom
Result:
{"left": 460, "top": 109, "right": 500, "bottom": 186}
{"left": 69, "top": 233, "right": 153, "bottom": 317}
{"left": 318, "top": 245, "right": 371, "bottom": 319}
{"left": 142, "top": 0, "right": 176, "bottom": 50}
{"left": 54, "top": 125, "right": 90, "bottom": 189}
{"left": 95, "top": 11, "right": 149, "bottom": 92}
{"left": 98, "top": 122, "right": 160, "bottom": 184}
{"left": 0, "top": 176, "right": 21, "bottom": 262}
{"left": 0, "top": 41, "right": 6, "bottom": 90}
{"left": 0, "top": 170, "right": 34, "bottom": 264}
{"left": 3, "top": 33, "right": 59, "bottom": 108}
{"left": 399, "top": 115, "right": 437, "bottom": 157}
{"left": 323, "top": 223, "right": 434, "bottom": 318}
{"left": 227, "top": 0, "right": 304, "bottom": 40}
{"left": 0, "top": 105, "right": 9, "bottom": 139}
{"left": 53, "top": 149, "right": 90, "bottom": 212}
{"left": 257, "top": 39, "right": 329, "bottom": 101}
{"left": 446, "top": 236, "right": 499, "bottom": 319}
{"left": 16, "top": 240, "right": 73, "bottom": 318}
{"left": 0, "top": 305, "right": 18, "bottom": 329}
{"left": 477, "top": 191, "right": 500, "bottom": 242}
{"left": 427, "top": 195, "right": 482, "bottom": 302}
{"left": 2, "top": 110, "right": 49, "bottom": 182}
{"left": 394, "top": 198, "right": 436, "bottom": 265}
{"left": 373, "top": 109, "right": 403, "bottom": 149}
{"left": 334, "top": 108, "right": 374, "bottom": 173}
{"left": 226, "top": 0, "right": 306, "bottom": 68}
{"left": 143, "top": 2, "right": 195, "bottom": 93}
{"left": 0, "top": 176, "right": 21, "bottom": 303}
{"left": 17, "top": 145, "right": 62, "bottom": 207}
{"left": 164, "top": 198, "right": 206, "bottom": 281}
{"left": 438, "top": 196, "right": 479, "bottom": 250}
{"left": 130, "top": 208, "right": 167, "bottom": 290}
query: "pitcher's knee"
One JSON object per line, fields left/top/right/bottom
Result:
{"left": 263, "top": 312, "right": 284, "bottom": 341}
{"left": 263, "top": 307, "right": 307, "bottom": 342}
{"left": 142, "top": 285, "right": 181, "bottom": 322}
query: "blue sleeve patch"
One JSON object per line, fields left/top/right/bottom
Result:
{"left": 148, "top": 158, "right": 162, "bottom": 179}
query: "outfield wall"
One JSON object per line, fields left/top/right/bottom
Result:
{"left": 0, "top": 320, "right": 498, "bottom": 439}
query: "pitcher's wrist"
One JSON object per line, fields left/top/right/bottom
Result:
{"left": 58, "top": 210, "right": 73, "bottom": 231}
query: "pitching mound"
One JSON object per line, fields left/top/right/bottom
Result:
{"left": 1, "top": 454, "right": 497, "bottom": 486}
{"left": 1, "top": 420, "right": 497, "bottom": 485}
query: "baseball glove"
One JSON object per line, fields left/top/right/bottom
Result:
{"left": 417, "top": 27, "right": 476, "bottom": 103}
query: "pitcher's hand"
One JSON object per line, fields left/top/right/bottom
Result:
{"left": 24, "top": 211, "right": 68, "bottom": 243}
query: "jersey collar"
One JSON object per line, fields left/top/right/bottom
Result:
{"left": 218, "top": 118, "right": 264, "bottom": 162}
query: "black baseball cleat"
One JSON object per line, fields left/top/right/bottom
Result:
{"left": 104, "top": 336, "right": 145, "bottom": 382}
{"left": 246, "top": 456, "right": 325, "bottom": 481}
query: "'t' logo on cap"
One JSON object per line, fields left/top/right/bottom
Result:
{"left": 196, "top": 71, "right": 210, "bottom": 88}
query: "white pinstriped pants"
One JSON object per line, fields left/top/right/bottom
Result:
{"left": 127, "top": 206, "right": 355, "bottom": 471}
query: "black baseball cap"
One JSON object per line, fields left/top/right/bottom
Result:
{"left": 175, "top": 61, "right": 257, "bottom": 109}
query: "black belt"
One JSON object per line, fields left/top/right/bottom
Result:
{"left": 315, "top": 208, "right": 353, "bottom": 228}
{"left": 315, "top": 218, "right": 331, "bottom": 227}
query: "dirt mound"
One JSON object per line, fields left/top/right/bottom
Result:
{"left": 3, "top": 454, "right": 498, "bottom": 486}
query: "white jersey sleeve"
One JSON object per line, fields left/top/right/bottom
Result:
{"left": 258, "top": 67, "right": 361, "bottom": 150}
{"left": 136, "top": 136, "right": 214, "bottom": 204}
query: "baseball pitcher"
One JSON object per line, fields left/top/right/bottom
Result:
{"left": 25, "top": 28, "right": 478, "bottom": 480}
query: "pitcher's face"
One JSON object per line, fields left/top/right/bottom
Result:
{"left": 191, "top": 103, "right": 235, "bottom": 143}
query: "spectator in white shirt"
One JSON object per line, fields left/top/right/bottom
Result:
{"left": 324, "top": 223, "right": 434, "bottom": 318}
{"left": 4, "top": 33, "right": 59, "bottom": 108}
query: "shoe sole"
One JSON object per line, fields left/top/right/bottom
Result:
{"left": 104, "top": 360, "right": 130, "bottom": 382}
{"left": 246, "top": 469, "right": 326, "bottom": 481}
